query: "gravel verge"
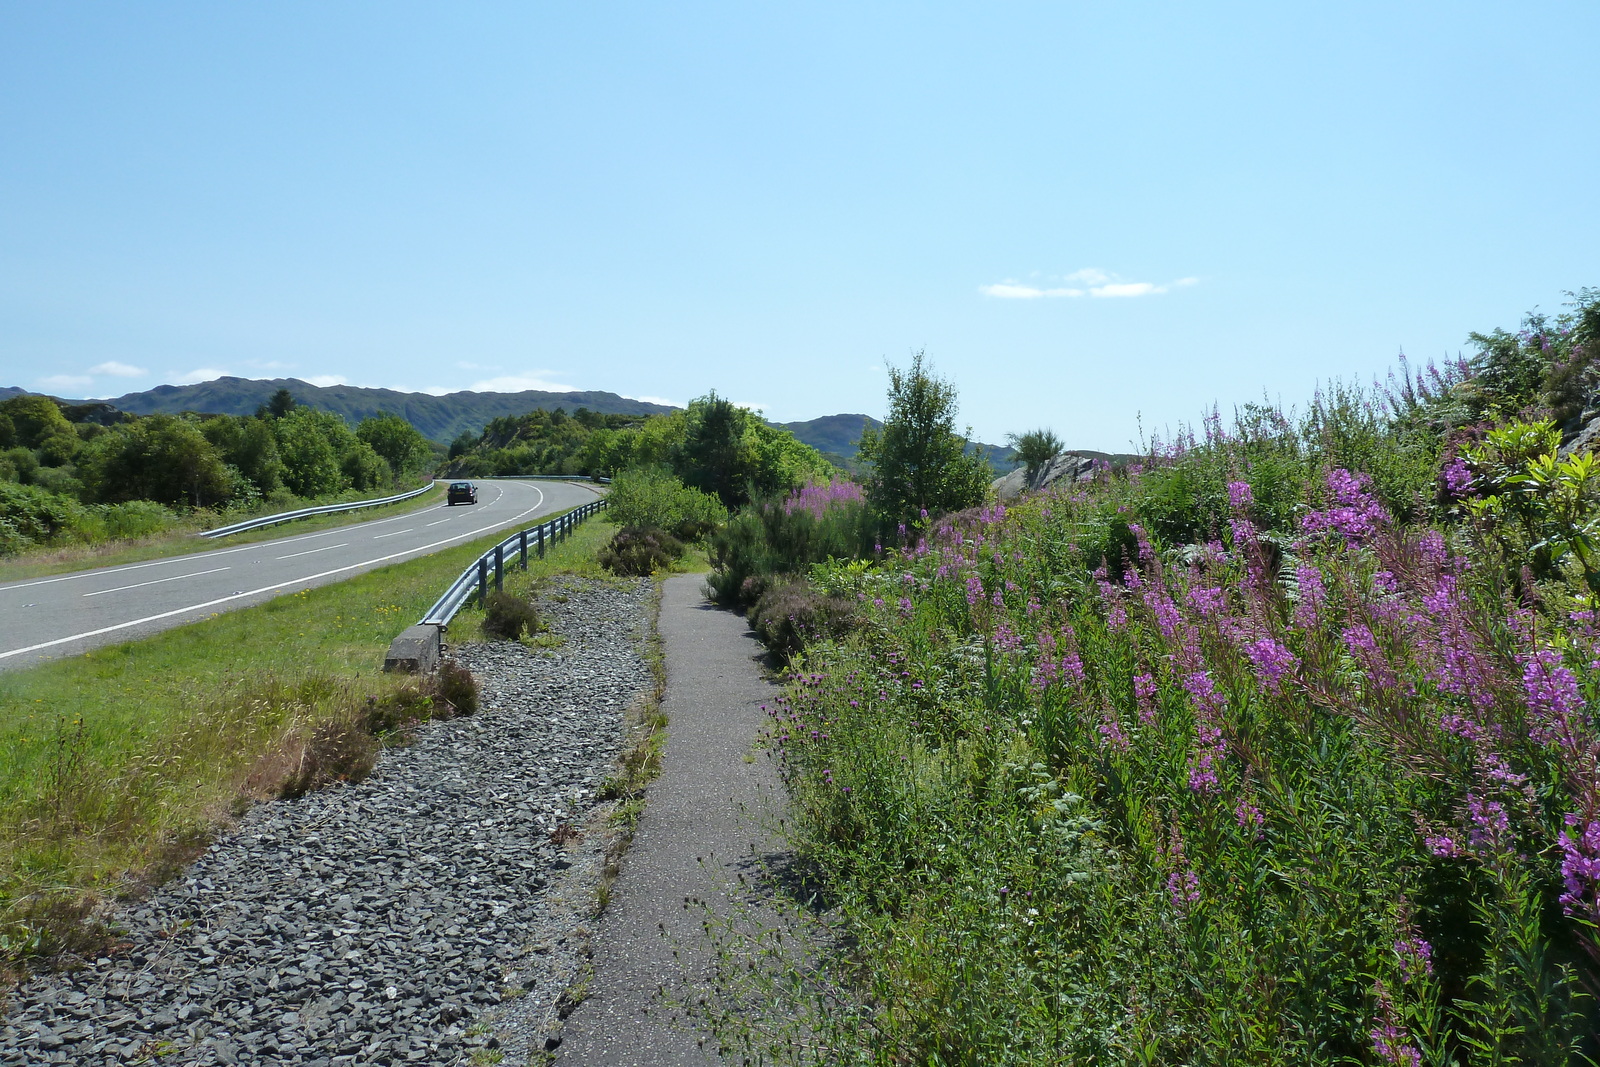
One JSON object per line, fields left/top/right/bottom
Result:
{"left": 0, "top": 575, "right": 653, "bottom": 1066}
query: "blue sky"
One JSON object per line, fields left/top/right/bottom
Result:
{"left": 2, "top": 2, "right": 1595, "bottom": 450}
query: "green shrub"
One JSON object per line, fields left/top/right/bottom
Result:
{"left": 598, "top": 526, "right": 685, "bottom": 576}
{"left": 97, "top": 500, "right": 175, "bottom": 541}
{"left": 706, "top": 495, "right": 875, "bottom": 606}
{"left": 746, "top": 579, "right": 859, "bottom": 659}
{"left": 482, "top": 590, "right": 541, "bottom": 640}
{"left": 0, "top": 482, "right": 90, "bottom": 551}
{"left": 605, "top": 467, "right": 728, "bottom": 537}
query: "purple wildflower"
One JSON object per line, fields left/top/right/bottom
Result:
{"left": 1244, "top": 636, "right": 1300, "bottom": 694}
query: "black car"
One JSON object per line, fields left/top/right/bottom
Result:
{"left": 446, "top": 481, "right": 479, "bottom": 505}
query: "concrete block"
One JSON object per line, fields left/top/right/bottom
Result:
{"left": 384, "top": 624, "right": 441, "bottom": 674}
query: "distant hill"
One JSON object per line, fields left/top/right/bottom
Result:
{"left": 776, "top": 413, "right": 1018, "bottom": 474}
{"left": 55, "top": 377, "right": 675, "bottom": 443}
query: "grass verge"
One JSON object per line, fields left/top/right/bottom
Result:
{"left": 0, "top": 483, "right": 447, "bottom": 582}
{"left": 0, "top": 502, "right": 607, "bottom": 984}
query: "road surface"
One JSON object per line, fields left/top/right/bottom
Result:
{"left": 0, "top": 478, "right": 600, "bottom": 671}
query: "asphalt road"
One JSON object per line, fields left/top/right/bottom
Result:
{"left": 0, "top": 478, "right": 601, "bottom": 671}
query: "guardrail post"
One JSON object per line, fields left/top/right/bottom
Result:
{"left": 494, "top": 544, "right": 504, "bottom": 593}
{"left": 538, "top": 525, "right": 546, "bottom": 559}
{"left": 519, "top": 530, "right": 528, "bottom": 570}
{"left": 477, "top": 557, "right": 489, "bottom": 607}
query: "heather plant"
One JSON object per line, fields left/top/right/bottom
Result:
{"left": 597, "top": 525, "right": 685, "bottom": 577}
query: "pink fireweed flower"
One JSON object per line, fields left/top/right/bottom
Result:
{"left": 1227, "top": 480, "right": 1253, "bottom": 510}
{"left": 1559, "top": 818, "right": 1600, "bottom": 919}
{"left": 1424, "top": 833, "right": 1459, "bottom": 858}
{"left": 1162, "top": 827, "right": 1201, "bottom": 908}
{"left": 1188, "top": 724, "right": 1226, "bottom": 795}
{"left": 1466, "top": 793, "right": 1511, "bottom": 854}
{"left": 1441, "top": 456, "right": 1471, "bottom": 498}
{"left": 1293, "top": 565, "right": 1327, "bottom": 631}
{"left": 1244, "top": 636, "right": 1300, "bottom": 694}
{"left": 1520, "top": 648, "right": 1585, "bottom": 748}
{"left": 1394, "top": 938, "right": 1433, "bottom": 982}
{"left": 1133, "top": 672, "right": 1159, "bottom": 725}
{"left": 783, "top": 478, "right": 864, "bottom": 519}
{"left": 1096, "top": 706, "right": 1130, "bottom": 752}
{"left": 1234, "top": 796, "right": 1264, "bottom": 838}
{"left": 1301, "top": 468, "right": 1388, "bottom": 545}
{"left": 965, "top": 574, "right": 984, "bottom": 606}
{"left": 1370, "top": 986, "right": 1422, "bottom": 1067}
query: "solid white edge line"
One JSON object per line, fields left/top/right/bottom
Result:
{"left": 82, "top": 566, "right": 232, "bottom": 598}
{"left": 1, "top": 483, "right": 549, "bottom": 661}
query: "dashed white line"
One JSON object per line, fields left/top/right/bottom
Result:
{"left": 424, "top": 518, "right": 452, "bottom": 527}
{"left": 372, "top": 529, "right": 414, "bottom": 539}
{"left": 277, "top": 543, "right": 350, "bottom": 560}
{"left": 82, "top": 567, "right": 232, "bottom": 598}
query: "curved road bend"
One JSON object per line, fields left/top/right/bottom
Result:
{"left": 0, "top": 478, "right": 601, "bottom": 671}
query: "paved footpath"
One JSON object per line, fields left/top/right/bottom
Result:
{"left": 557, "top": 574, "right": 782, "bottom": 1066}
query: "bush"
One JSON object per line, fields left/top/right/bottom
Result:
{"left": 605, "top": 467, "right": 728, "bottom": 538}
{"left": 97, "top": 500, "right": 175, "bottom": 540}
{"left": 746, "top": 579, "right": 859, "bottom": 659}
{"left": 482, "top": 590, "right": 541, "bottom": 640}
{"left": 434, "top": 659, "right": 479, "bottom": 715}
{"left": 706, "top": 492, "right": 875, "bottom": 606}
{"left": 598, "top": 526, "right": 685, "bottom": 576}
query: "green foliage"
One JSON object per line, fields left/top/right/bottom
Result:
{"left": 338, "top": 439, "right": 391, "bottom": 491}
{"left": 0, "top": 395, "right": 74, "bottom": 449}
{"left": 858, "top": 351, "right": 992, "bottom": 530}
{"left": 706, "top": 493, "right": 875, "bottom": 607}
{"left": 1006, "top": 427, "right": 1063, "bottom": 479}
{"left": 355, "top": 412, "right": 433, "bottom": 480}
{"left": 597, "top": 526, "right": 685, "bottom": 576}
{"left": 1462, "top": 288, "right": 1600, "bottom": 426}
{"left": 603, "top": 467, "right": 728, "bottom": 539}
{"left": 76, "top": 414, "right": 235, "bottom": 507}
{"left": 1463, "top": 419, "right": 1600, "bottom": 590}
{"left": 272, "top": 409, "right": 347, "bottom": 497}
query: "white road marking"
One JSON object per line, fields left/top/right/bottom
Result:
{"left": 82, "top": 567, "right": 232, "bottom": 598}
{"left": 276, "top": 543, "right": 350, "bottom": 560}
{"left": 424, "top": 518, "right": 451, "bottom": 527}
{"left": 1, "top": 483, "right": 549, "bottom": 661}
{"left": 371, "top": 529, "right": 414, "bottom": 539}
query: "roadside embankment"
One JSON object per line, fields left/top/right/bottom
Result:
{"left": 0, "top": 575, "right": 652, "bottom": 1065}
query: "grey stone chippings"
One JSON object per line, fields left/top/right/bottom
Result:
{"left": 0, "top": 576, "right": 653, "bottom": 1066}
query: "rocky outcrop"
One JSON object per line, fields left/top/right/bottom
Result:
{"left": 992, "top": 452, "right": 1098, "bottom": 501}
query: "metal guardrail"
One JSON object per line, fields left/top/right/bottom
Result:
{"left": 199, "top": 482, "right": 437, "bottom": 539}
{"left": 420, "top": 499, "right": 608, "bottom": 627}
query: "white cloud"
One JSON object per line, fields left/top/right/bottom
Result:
{"left": 38, "top": 374, "right": 92, "bottom": 390}
{"left": 303, "top": 374, "right": 349, "bottom": 388}
{"left": 467, "top": 374, "right": 578, "bottom": 393}
{"left": 455, "top": 360, "right": 500, "bottom": 371}
{"left": 1090, "top": 282, "right": 1159, "bottom": 298}
{"left": 979, "top": 283, "right": 1085, "bottom": 299}
{"left": 626, "top": 394, "right": 685, "bottom": 408}
{"left": 88, "top": 361, "right": 148, "bottom": 377}
{"left": 980, "top": 270, "right": 1198, "bottom": 301}
{"left": 172, "top": 367, "right": 228, "bottom": 385}
{"left": 732, "top": 400, "right": 768, "bottom": 413}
